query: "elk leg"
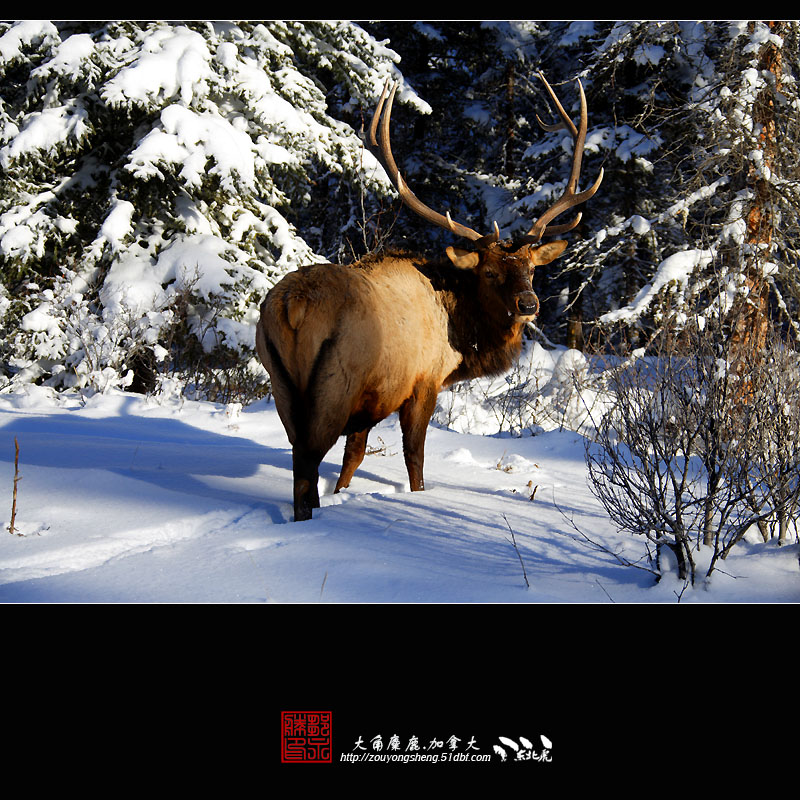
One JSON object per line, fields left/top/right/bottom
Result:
{"left": 335, "top": 430, "right": 369, "bottom": 493}
{"left": 399, "top": 384, "right": 438, "bottom": 491}
{"left": 292, "top": 445, "right": 322, "bottom": 521}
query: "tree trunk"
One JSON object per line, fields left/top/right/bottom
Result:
{"left": 566, "top": 268, "right": 584, "bottom": 350}
{"left": 502, "top": 61, "right": 516, "bottom": 177}
{"left": 730, "top": 22, "right": 783, "bottom": 363}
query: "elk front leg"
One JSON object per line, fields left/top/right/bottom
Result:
{"left": 335, "top": 430, "right": 369, "bottom": 493}
{"left": 399, "top": 383, "right": 439, "bottom": 491}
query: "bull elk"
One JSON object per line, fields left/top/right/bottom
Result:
{"left": 256, "top": 72, "right": 602, "bottom": 521}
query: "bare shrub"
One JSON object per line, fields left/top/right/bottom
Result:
{"left": 586, "top": 320, "right": 800, "bottom": 587}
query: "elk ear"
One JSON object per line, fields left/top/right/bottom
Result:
{"left": 532, "top": 239, "right": 568, "bottom": 265}
{"left": 446, "top": 246, "right": 481, "bottom": 270}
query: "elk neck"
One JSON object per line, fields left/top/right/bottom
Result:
{"left": 413, "top": 253, "right": 526, "bottom": 385}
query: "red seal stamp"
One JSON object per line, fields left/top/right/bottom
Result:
{"left": 281, "top": 711, "right": 333, "bottom": 763}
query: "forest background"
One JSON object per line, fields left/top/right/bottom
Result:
{"left": 1, "top": 20, "right": 797, "bottom": 403}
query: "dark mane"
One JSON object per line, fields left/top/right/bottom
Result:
{"left": 352, "top": 247, "right": 418, "bottom": 269}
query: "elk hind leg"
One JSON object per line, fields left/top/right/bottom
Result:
{"left": 291, "top": 396, "right": 351, "bottom": 521}
{"left": 287, "top": 335, "right": 357, "bottom": 520}
{"left": 335, "top": 429, "right": 369, "bottom": 493}
{"left": 291, "top": 416, "right": 342, "bottom": 521}
{"left": 292, "top": 444, "right": 324, "bottom": 522}
{"left": 292, "top": 421, "right": 344, "bottom": 520}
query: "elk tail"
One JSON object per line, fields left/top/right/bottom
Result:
{"left": 285, "top": 295, "right": 308, "bottom": 330}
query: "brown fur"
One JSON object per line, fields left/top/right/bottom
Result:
{"left": 256, "top": 240, "right": 567, "bottom": 520}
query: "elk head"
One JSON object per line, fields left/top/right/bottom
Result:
{"left": 366, "top": 72, "right": 603, "bottom": 320}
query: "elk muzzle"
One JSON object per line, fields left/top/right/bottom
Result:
{"left": 515, "top": 291, "right": 539, "bottom": 317}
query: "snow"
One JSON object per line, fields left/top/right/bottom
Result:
{"left": 30, "top": 32, "right": 94, "bottom": 80}
{"left": 127, "top": 105, "right": 256, "bottom": 190}
{"left": 101, "top": 25, "right": 213, "bottom": 108}
{"left": 600, "top": 249, "right": 714, "bottom": 324}
{"left": 633, "top": 43, "right": 666, "bottom": 66}
{"left": 0, "top": 103, "right": 90, "bottom": 167}
{"left": 1, "top": 382, "right": 796, "bottom": 603}
{"left": 98, "top": 233, "right": 247, "bottom": 322}
{"left": 0, "top": 19, "right": 58, "bottom": 63}
{"left": 97, "top": 199, "right": 135, "bottom": 252}
{"left": 558, "top": 21, "right": 596, "bottom": 47}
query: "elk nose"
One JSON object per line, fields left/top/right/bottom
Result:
{"left": 516, "top": 292, "right": 539, "bottom": 316}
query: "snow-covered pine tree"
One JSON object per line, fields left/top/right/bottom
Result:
{"left": 705, "top": 22, "right": 800, "bottom": 353}
{"left": 587, "top": 21, "right": 800, "bottom": 347}
{"left": 0, "top": 20, "right": 416, "bottom": 400}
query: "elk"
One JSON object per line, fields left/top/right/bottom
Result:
{"left": 256, "top": 72, "right": 602, "bottom": 521}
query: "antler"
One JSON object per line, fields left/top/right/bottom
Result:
{"left": 366, "top": 79, "right": 500, "bottom": 247}
{"left": 522, "top": 72, "right": 604, "bottom": 243}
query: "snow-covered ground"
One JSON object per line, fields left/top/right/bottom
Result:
{"left": 1, "top": 375, "right": 797, "bottom": 603}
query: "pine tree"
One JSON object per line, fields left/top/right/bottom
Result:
{"left": 0, "top": 20, "right": 406, "bottom": 399}
{"left": 589, "top": 21, "right": 800, "bottom": 348}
